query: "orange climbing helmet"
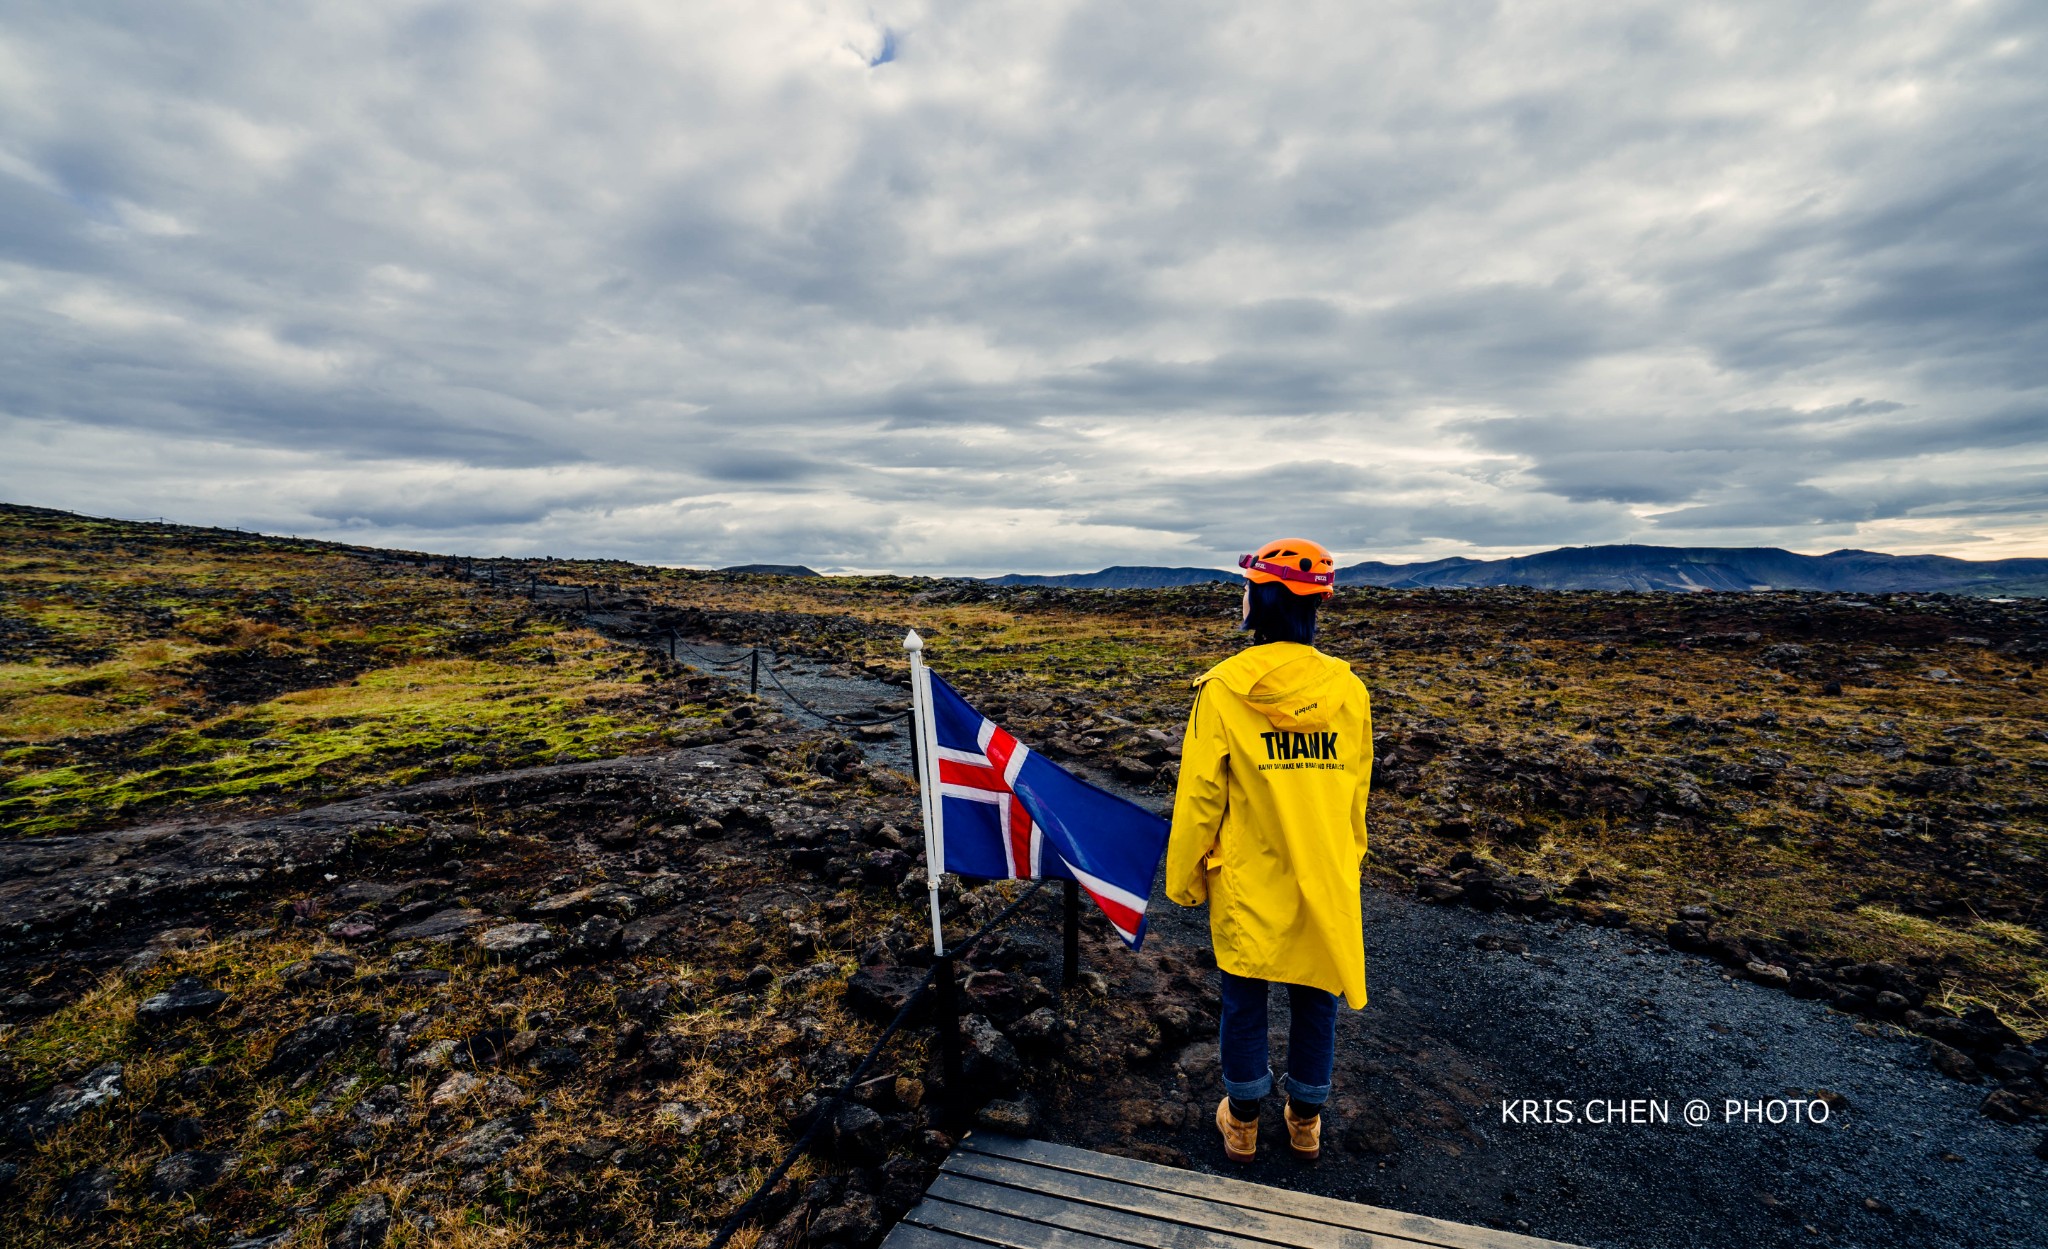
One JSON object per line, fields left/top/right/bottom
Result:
{"left": 1238, "top": 537, "right": 1337, "bottom": 597}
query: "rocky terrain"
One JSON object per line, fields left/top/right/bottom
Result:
{"left": 3, "top": 504, "right": 2047, "bottom": 1248}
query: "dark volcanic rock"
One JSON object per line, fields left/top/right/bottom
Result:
{"left": 806, "top": 1193, "right": 880, "bottom": 1247}
{"left": 1455, "top": 866, "right": 1552, "bottom": 913}
{"left": 962, "top": 968, "right": 1030, "bottom": 1022}
{"left": 843, "top": 964, "right": 930, "bottom": 1024}
{"left": 137, "top": 976, "right": 229, "bottom": 1023}
{"left": 1988, "top": 1046, "right": 2042, "bottom": 1081}
{"left": 1886, "top": 766, "right": 1979, "bottom": 795}
{"left": 615, "top": 982, "right": 676, "bottom": 1023}
{"left": 975, "top": 1097, "right": 1038, "bottom": 1134}
{"left": 165, "top": 1115, "right": 206, "bottom": 1149}
{"left": 1928, "top": 1041, "right": 1980, "bottom": 1083}
{"left": 788, "top": 846, "right": 833, "bottom": 874}
{"left": 1414, "top": 876, "right": 1464, "bottom": 903}
{"left": 264, "top": 1013, "right": 377, "bottom": 1077}
{"left": 147, "top": 1149, "right": 234, "bottom": 1199}
{"left": 331, "top": 879, "right": 409, "bottom": 909}
{"left": 1112, "top": 757, "right": 1157, "bottom": 783}
{"left": 527, "top": 1046, "right": 583, "bottom": 1078}
{"left": 620, "top": 907, "right": 689, "bottom": 953}
{"left": 860, "top": 849, "right": 913, "bottom": 886}
{"left": 1007, "top": 1007, "right": 1061, "bottom": 1047}
{"left": 958, "top": 1014, "right": 1022, "bottom": 1093}
{"left": 477, "top": 922, "right": 554, "bottom": 961}
{"left": 827, "top": 1102, "right": 889, "bottom": 1164}
{"left": 1978, "top": 1088, "right": 2048, "bottom": 1123}
{"left": 52, "top": 1166, "right": 117, "bottom": 1221}
{"left": 326, "top": 912, "right": 381, "bottom": 941}
{"left": 459, "top": 1026, "right": 517, "bottom": 1067}
{"left": 528, "top": 882, "right": 644, "bottom": 921}
{"left": 331, "top": 1194, "right": 393, "bottom": 1249}
{"left": 3, "top": 1062, "right": 123, "bottom": 1143}
{"left": 174, "top": 1065, "right": 223, "bottom": 1095}
{"left": 440, "top": 1115, "right": 530, "bottom": 1167}
{"left": 282, "top": 953, "right": 357, "bottom": 988}
{"left": 385, "top": 907, "right": 485, "bottom": 941}
{"left": 568, "top": 915, "right": 623, "bottom": 957}
{"left": 1916, "top": 1007, "right": 2025, "bottom": 1055}
{"left": 1665, "top": 920, "right": 1713, "bottom": 953}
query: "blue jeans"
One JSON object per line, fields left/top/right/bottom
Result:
{"left": 1217, "top": 969, "right": 1337, "bottom": 1105}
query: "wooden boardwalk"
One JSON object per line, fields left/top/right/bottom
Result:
{"left": 883, "top": 1133, "right": 1587, "bottom": 1249}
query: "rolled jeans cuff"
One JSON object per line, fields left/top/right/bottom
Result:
{"left": 1283, "top": 1073, "right": 1332, "bottom": 1106}
{"left": 1222, "top": 1067, "right": 1273, "bottom": 1100}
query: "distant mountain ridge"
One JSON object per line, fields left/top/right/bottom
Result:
{"left": 981, "top": 565, "right": 1242, "bottom": 589}
{"left": 979, "top": 545, "right": 2048, "bottom": 596}
{"left": 720, "top": 563, "right": 820, "bottom": 577}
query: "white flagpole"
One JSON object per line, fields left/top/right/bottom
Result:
{"left": 904, "top": 629, "right": 946, "bottom": 958}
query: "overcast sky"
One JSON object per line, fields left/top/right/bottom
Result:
{"left": 3, "top": 2, "right": 2044, "bottom": 574}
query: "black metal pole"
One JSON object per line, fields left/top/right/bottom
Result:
{"left": 936, "top": 953, "right": 963, "bottom": 1130}
{"left": 528, "top": 575, "right": 536, "bottom": 600}
{"left": 582, "top": 586, "right": 591, "bottom": 610}
{"left": 668, "top": 631, "right": 676, "bottom": 662}
{"left": 750, "top": 649, "right": 760, "bottom": 695}
{"left": 1062, "top": 878, "right": 1080, "bottom": 992}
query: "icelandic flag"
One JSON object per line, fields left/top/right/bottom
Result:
{"left": 923, "top": 670, "right": 1168, "bottom": 949}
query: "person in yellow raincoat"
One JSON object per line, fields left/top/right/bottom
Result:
{"left": 1166, "top": 536, "right": 1371, "bottom": 1164}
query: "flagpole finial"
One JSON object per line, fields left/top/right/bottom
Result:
{"left": 903, "top": 629, "right": 923, "bottom": 652}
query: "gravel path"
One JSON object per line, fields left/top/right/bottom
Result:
{"left": 662, "top": 635, "right": 917, "bottom": 771}
{"left": 1143, "top": 890, "right": 2045, "bottom": 1249}
{"left": 663, "top": 632, "right": 2048, "bottom": 1249}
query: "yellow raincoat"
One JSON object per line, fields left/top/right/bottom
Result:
{"left": 1166, "top": 642, "right": 1372, "bottom": 1008}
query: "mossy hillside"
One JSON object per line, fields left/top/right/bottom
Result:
{"left": 0, "top": 509, "right": 722, "bottom": 836}
{"left": 1, "top": 645, "right": 717, "bottom": 837}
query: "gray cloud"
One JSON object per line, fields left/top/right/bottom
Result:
{"left": 1, "top": 1, "right": 2045, "bottom": 572}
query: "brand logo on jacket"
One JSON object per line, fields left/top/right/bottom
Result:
{"left": 1260, "top": 730, "right": 1340, "bottom": 761}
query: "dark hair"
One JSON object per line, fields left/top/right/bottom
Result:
{"left": 1244, "top": 579, "right": 1321, "bottom": 645}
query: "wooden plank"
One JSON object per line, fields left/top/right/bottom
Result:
{"left": 906, "top": 1192, "right": 1185, "bottom": 1249}
{"left": 921, "top": 1174, "right": 1302, "bottom": 1249}
{"left": 878, "top": 1222, "right": 994, "bottom": 1249}
{"left": 957, "top": 1134, "right": 1585, "bottom": 1249}
{"left": 942, "top": 1151, "right": 1391, "bottom": 1249}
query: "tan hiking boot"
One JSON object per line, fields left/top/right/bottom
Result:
{"left": 1283, "top": 1101, "right": 1321, "bottom": 1161}
{"left": 1215, "top": 1097, "right": 1257, "bottom": 1163}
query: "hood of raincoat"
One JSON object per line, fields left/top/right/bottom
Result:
{"left": 1198, "top": 642, "right": 1363, "bottom": 731}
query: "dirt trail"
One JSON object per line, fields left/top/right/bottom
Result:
{"left": 653, "top": 635, "right": 915, "bottom": 772}
{"left": 659, "top": 630, "right": 2048, "bottom": 1249}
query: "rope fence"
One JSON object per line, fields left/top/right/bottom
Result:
{"left": 663, "top": 633, "right": 757, "bottom": 673}
{"left": 662, "top": 628, "right": 909, "bottom": 727}
{"left": 752, "top": 653, "right": 912, "bottom": 727}
{"left": 465, "top": 561, "right": 908, "bottom": 727}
